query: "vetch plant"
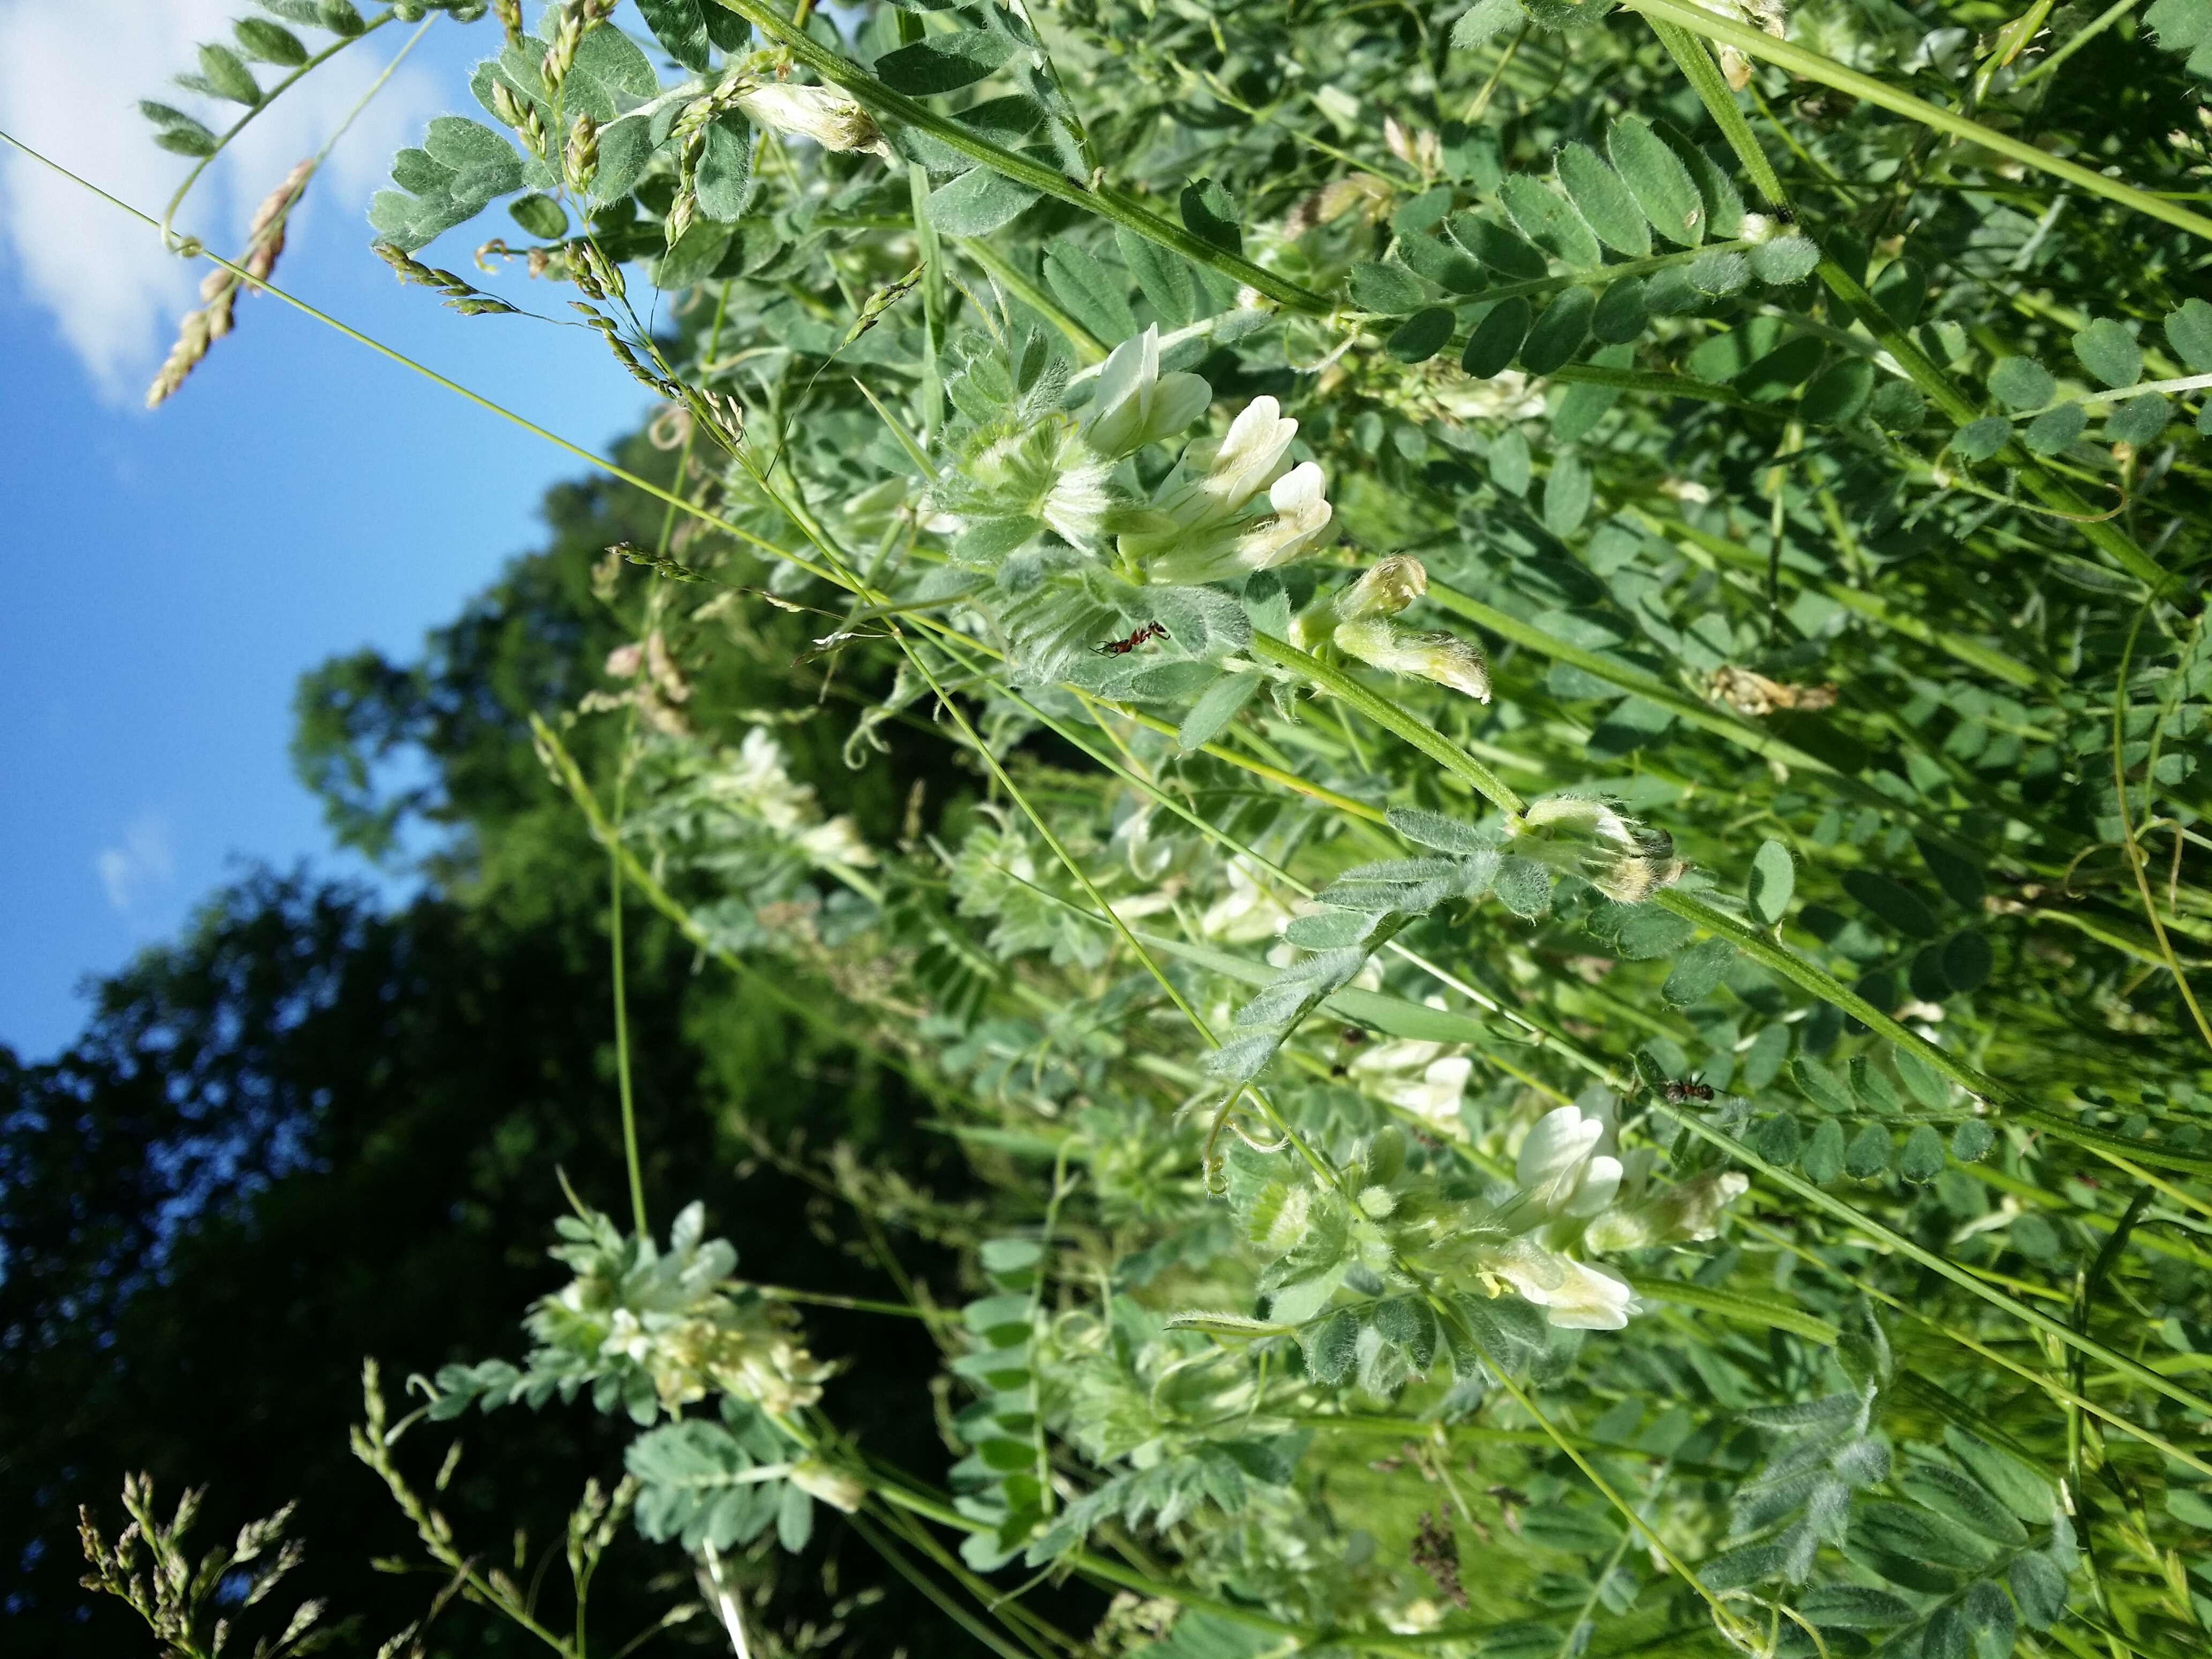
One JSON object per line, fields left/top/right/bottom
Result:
{"left": 20, "top": 0, "right": 2212, "bottom": 1651}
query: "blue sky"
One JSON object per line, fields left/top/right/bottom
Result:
{"left": 0, "top": 7, "right": 657, "bottom": 1059}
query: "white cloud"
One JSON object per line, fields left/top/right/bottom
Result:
{"left": 0, "top": 0, "right": 444, "bottom": 401}
{"left": 96, "top": 813, "right": 177, "bottom": 915}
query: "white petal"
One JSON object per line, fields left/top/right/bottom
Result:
{"left": 1269, "top": 459, "right": 1326, "bottom": 513}
{"left": 1231, "top": 464, "right": 1334, "bottom": 571}
{"left": 1144, "top": 372, "right": 1213, "bottom": 444}
{"left": 1082, "top": 326, "right": 1160, "bottom": 453}
{"left": 1536, "top": 1260, "right": 1639, "bottom": 1331}
{"left": 1412, "top": 1056, "right": 1473, "bottom": 1126}
{"left": 1203, "top": 397, "right": 1298, "bottom": 511}
{"left": 1348, "top": 1036, "right": 1448, "bottom": 1075}
{"left": 1565, "top": 1154, "right": 1624, "bottom": 1217}
{"left": 1517, "top": 1105, "right": 1600, "bottom": 1191}
{"left": 1220, "top": 393, "right": 1283, "bottom": 458}
{"left": 1093, "top": 325, "right": 1154, "bottom": 416}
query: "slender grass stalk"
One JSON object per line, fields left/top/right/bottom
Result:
{"left": 1732, "top": 1212, "right": 2212, "bottom": 1481}
{"left": 846, "top": 1508, "right": 1037, "bottom": 1659}
{"left": 156, "top": 9, "right": 402, "bottom": 249}
{"left": 1672, "top": 1111, "right": 2212, "bottom": 1418}
{"left": 1639, "top": 22, "right": 2180, "bottom": 597}
{"left": 1624, "top": 0, "right": 2212, "bottom": 246}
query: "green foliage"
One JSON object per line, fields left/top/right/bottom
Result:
{"left": 83, "top": 0, "right": 2212, "bottom": 1653}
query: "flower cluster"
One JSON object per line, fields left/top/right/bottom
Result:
{"left": 1111, "top": 385, "right": 1336, "bottom": 583}
{"left": 933, "top": 325, "right": 1340, "bottom": 584}
{"left": 623, "top": 725, "right": 877, "bottom": 879}
{"left": 1476, "top": 1098, "right": 1746, "bottom": 1329}
{"left": 525, "top": 1202, "right": 831, "bottom": 1416}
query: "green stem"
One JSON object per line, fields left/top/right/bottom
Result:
{"left": 1246, "top": 632, "right": 1526, "bottom": 818}
{"left": 1641, "top": 507, "right": 2051, "bottom": 691}
{"left": 707, "top": 0, "right": 1332, "bottom": 315}
{"left": 847, "top": 1508, "right": 1036, "bottom": 1659}
{"left": 1423, "top": 579, "right": 1865, "bottom": 778}
{"left": 530, "top": 715, "right": 957, "bottom": 1119}
{"left": 1643, "top": 19, "right": 1787, "bottom": 207}
{"left": 1817, "top": 258, "right": 2174, "bottom": 594}
{"left": 1433, "top": 1299, "right": 1755, "bottom": 1647}
{"left": 872, "top": 1502, "right": 1073, "bottom": 1657}
{"left": 0, "top": 125, "right": 871, "bottom": 598}
{"left": 1732, "top": 1210, "right": 2212, "bottom": 1480}
{"left": 2014, "top": 1105, "right": 2212, "bottom": 1179}
{"left": 749, "top": 1284, "right": 949, "bottom": 1320}
{"left": 908, "top": 162, "right": 946, "bottom": 445}
{"left": 609, "top": 849, "right": 648, "bottom": 1237}
{"left": 955, "top": 235, "right": 1107, "bottom": 363}
{"left": 1451, "top": 236, "right": 1758, "bottom": 307}
{"left": 1545, "top": 361, "right": 1757, "bottom": 410}
{"left": 2011, "top": 0, "right": 2141, "bottom": 87}
{"left": 890, "top": 631, "right": 1220, "bottom": 1047}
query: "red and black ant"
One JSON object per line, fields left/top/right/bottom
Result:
{"left": 1095, "top": 621, "right": 1168, "bottom": 656}
{"left": 1661, "top": 1077, "right": 1714, "bottom": 1104}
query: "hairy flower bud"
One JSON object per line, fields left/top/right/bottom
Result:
{"left": 736, "top": 83, "right": 887, "bottom": 157}
{"left": 789, "top": 1459, "right": 867, "bottom": 1513}
{"left": 567, "top": 238, "right": 625, "bottom": 301}
{"left": 1293, "top": 556, "right": 1426, "bottom": 648}
{"left": 1338, "top": 555, "right": 1428, "bottom": 622}
{"left": 1585, "top": 1171, "right": 1751, "bottom": 1253}
{"left": 541, "top": 14, "right": 582, "bottom": 94}
{"left": 1332, "top": 621, "right": 1491, "bottom": 703}
{"left": 489, "top": 78, "right": 547, "bottom": 158}
{"left": 1519, "top": 794, "right": 1688, "bottom": 902}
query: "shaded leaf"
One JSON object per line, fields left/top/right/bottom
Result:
{"left": 2071, "top": 317, "right": 2141, "bottom": 388}
{"left": 1463, "top": 297, "right": 1531, "bottom": 377}
{"left": 1607, "top": 116, "right": 1702, "bottom": 245}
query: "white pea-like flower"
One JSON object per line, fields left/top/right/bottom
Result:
{"left": 1082, "top": 326, "right": 1212, "bottom": 458}
{"left": 1234, "top": 461, "right": 1335, "bottom": 569}
{"left": 1348, "top": 1034, "right": 1472, "bottom": 1132}
{"left": 1187, "top": 395, "right": 1301, "bottom": 520}
{"left": 1490, "top": 1250, "right": 1641, "bottom": 1331}
{"left": 1136, "top": 459, "right": 1335, "bottom": 584}
{"left": 1515, "top": 1102, "right": 1626, "bottom": 1220}
{"left": 1520, "top": 793, "right": 1688, "bottom": 902}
